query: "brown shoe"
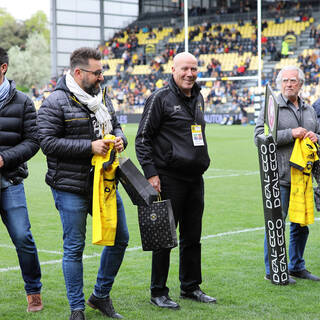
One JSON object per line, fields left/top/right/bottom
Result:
{"left": 27, "top": 294, "right": 43, "bottom": 312}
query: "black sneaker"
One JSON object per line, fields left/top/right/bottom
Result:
{"left": 69, "top": 310, "right": 85, "bottom": 320}
{"left": 87, "top": 294, "right": 123, "bottom": 318}
{"left": 264, "top": 274, "right": 296, "bottom": 284}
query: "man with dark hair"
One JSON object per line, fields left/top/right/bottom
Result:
{"left": 38, "top": 47, "right": 128, "bottom": 320}
{"left": 136, "top": 52, "right": 216, "bottom": 309}
{"left": 0, "top": 47, "right": 43, "bottom": 312}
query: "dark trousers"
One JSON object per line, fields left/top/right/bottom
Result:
{"left": 151, "top": 174, "right": 204, "bottom": 297}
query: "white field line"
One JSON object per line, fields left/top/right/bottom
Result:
{"left": 0, "top": 253, "right": 101, "bottom": 272}
{"left": 204, "top": 168, "right": 259, "bottom": 179}
{"left": 4, "top": 219, "right": 320, "bottom": 273}
{"left": 207, "top": 168, "right": 256, "bottom": 172}
{"left": 204, "top": 171, "right": 259, "bottom": 179}
{"left": 0, "top": 244, "right": 62, "bottom": 255}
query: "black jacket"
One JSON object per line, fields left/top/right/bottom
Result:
{"left": 37, "top": 76, "right": 127, "bottom": 195}
{"left": 135, "top": 76, "right": 210, "bottom": 181}
{"left": 0, "top": 80, "right": 39, "bottom": 184}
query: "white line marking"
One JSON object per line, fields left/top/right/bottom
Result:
{"left": 204, "top": 171, "right": 259, "bottom": 179}
{"left": 0, "top": 253, "right": 101, "bottom": 272}
{"left": 207, "top": 168, "right": 257, "bottom": 173}
{"left": 1, "top": 219, "right": 319, "bottom": 273}
{"left": 201, "top": 226, "right": 265, "bottom": 239}
{"left": 0, "top": 244, "right": 62, "bottom": 255}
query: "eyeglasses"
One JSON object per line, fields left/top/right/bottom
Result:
{"left": 80, "top": 68, "right": 103, "bottom": 76}
{"left": 282, "top": 78, "right": 299, "bottom": 84}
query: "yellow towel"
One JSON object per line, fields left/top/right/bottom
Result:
{"left": 289, "top": 138, "right": 318, "bottom": 226}
{"left": 91, "top": 134, "right": 119, "bottom": 245}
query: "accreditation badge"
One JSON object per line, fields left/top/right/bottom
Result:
{"left": 191, "top": 125, "right": 204, "bottom": 146}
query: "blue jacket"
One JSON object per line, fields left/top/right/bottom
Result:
{"left": 312, "top": 97, "right": 320, "bottom": 122}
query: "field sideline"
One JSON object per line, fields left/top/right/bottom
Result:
{"left": 1, "top": 124, "right": 320, "bottom": 320}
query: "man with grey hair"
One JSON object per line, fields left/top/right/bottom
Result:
{"left": 136, "top": 52, "right": 216, "bottom": 309}
{"left": 255, "top": 65, "right": 320, "bottom": 282}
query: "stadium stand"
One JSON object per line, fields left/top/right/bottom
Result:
{"left": 33, "top": 0, "right": 320, "bottom": 124}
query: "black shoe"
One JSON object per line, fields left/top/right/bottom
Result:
{"left": 264, "top": 274, "right": 296, "bottom": 284}
{"left": 150, "top": 296, "right": 180, "bottom": 309}
{"left": 180, "top": 289, "right": 217, "bottom": 303}
{"left": 289, "top": 269, "right": 320, "bottom": 281}
{"left": 69, "top": 310, "right": 86, "bottom": 320}
{"left": 87, "top": 294, "right": 123, "bottom": 318}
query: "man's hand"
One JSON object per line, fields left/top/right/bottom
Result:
{"left": 92, "top": 139, "right": 113, "bottom": 156}
{"left": 114, "top": 136, "right": 124, "bottom": 153}
{"left": 0, "top": 156, "right": 4, "bottom": 168}
{"left": 292, "top": 127, "right": 307, "bottom": 139}
{"left": 304, "top": 131, "right": 318, "bottom": 143}
{"left": 148, "top": 175, "right": 161, "bottom": 193}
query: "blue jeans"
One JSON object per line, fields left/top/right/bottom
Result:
{"left": 0, "top": 183, "right": 42, "bottom": 294}
{"left": 51, "top": 188, "right": 129, "bottom": 311}
{"left": 264, "top": 185, "right": 309, "bottom": 275}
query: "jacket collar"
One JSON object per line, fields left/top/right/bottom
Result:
{"left": 278, "top": 93, "right": 306, "bottom": 109}
{"left": 168, "top": 75, "right": 201, "bottom": 100}
{"left": 2, "top": 80, "right": 17, "bottom": 107}
{"left": 55, "top": 75, "right": 71, "bottom": 93}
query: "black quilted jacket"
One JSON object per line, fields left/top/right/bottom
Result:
{"left": 0, "top": 80, "right": 39, "bottom": 184}
{"left": 37, "top": 76, "right": 127, "bottom": 195}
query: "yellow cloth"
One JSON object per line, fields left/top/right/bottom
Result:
{"left": 289, "top": 138, "right": 319, "bottom": 226}
{"left": 91, "top": 134, "right": 119, "bottom": 245}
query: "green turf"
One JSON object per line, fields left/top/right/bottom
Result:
{"left": 1, "top": 124, "right": 320, "bottom": 319}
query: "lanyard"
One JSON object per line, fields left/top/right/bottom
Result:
{"left": 181, "top": 96, "right": 199, "bottom": 124}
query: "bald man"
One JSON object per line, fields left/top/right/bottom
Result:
{"left": 136, "top": 52, "right": 216, "bottom": 309}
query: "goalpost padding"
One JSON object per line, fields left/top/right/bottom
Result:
{"left": 257, "top": 134, "right": 289, "bottom": 285}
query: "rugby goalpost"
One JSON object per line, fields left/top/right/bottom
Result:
{"left": 183, "top": 0, "right": 262, "bottom": 91}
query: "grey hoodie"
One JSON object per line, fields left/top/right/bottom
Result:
{"left": 254, "top": 93, "right": 320, "bottom": 187}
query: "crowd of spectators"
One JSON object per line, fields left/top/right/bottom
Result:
{"left": 30, "top": 1, "right": 320, "bottom": 122}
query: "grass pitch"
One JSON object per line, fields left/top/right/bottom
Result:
{"left": 1, "top": 124, "right": 320, "bottom": 320}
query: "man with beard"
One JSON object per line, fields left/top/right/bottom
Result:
{"left": 0, "top": 47, "right": 43, "bottom": 313}
{"left": 38, "top": 47, "right": 128, "bottom": 320}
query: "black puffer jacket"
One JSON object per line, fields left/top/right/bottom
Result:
{"left": 135, "top": 76, "right": 210, "bottom": 181}
{"left": 37, "top": 76, "right": 127, "bottom": 195}
{"left": 0, "top": 80, "right": 39, "bottom": 184}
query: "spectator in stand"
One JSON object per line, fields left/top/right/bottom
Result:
{"left": 310, "top": 25, "right": 317, "bottom": 39}
{"left": 262, "top": 20, "right": 268, "bottom": 31}
{"left": 268, "top": 42, "right": 278, "bottom": 61}
{"left": 281, "top": 40, "right": 289, "bottom": 58}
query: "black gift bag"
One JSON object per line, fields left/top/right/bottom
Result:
{"left": 138, "top": 199, "right": 178, "bottom": 251}
{"left": 117, "top": 157, "right": 158, "bottom": 206}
